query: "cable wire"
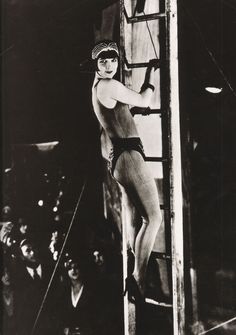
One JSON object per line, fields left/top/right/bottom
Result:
{"left": 30, "top": 178, "right": 87, "bottom": 335}
{"left": 199, "top": 315, "right": 236, "bottom": 334}
{"left": 143, "top": 10, "right": 159, "bottom": 59}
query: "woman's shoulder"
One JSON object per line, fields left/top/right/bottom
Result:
{"left": 97, "top": 78, "right": 121, "bottom": 90}
{"left": 97, "top": 79, "right": 123, "bottom": 101}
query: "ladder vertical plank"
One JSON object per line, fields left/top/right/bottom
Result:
{"left": 120, "top": 3, "right": 136, "bottom": 335}
{"left": 166, "top": 0, "right": 185, "bottom": 334}
{"left": 159, "top": 0, "right": 173, "bottom": 301}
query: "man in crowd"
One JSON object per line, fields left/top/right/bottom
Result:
{"left": 12, "top": 238, "right": 57, "bottom": 335}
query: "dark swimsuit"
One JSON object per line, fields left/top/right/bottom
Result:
{"left": 109, "top": 137, "right": 146, "bottom": 176}
{"left": 93, "top": 78, "right": 146, "bottom": 176}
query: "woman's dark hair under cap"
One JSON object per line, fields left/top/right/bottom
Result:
{"left": 93, "top": 49, "right": 119, "bottom": 72}
{"left": 96, "top": 50, "right": 119, "bottom": 60}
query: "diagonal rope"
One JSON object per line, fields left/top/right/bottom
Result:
{"left": 180, "top": 0, "right": 236, "bottom": 97}
{"left": 199, "top": 315, "right": 236, "bottom": 334}
{"left": 30, "top": 178, "right": 87, "bottom": 335}
{"left": 143, "top": 10, "right": 159, "bottom": 60}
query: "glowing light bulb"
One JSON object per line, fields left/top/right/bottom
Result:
{"left": 205, "top": 87, "right": 222, "bottom": 94}
{"left": 38, "top": 200, "right": 44, "bottom": 206}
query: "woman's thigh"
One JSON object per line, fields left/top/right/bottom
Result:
{"left": 113, "top": 151, "right": 161, "bottom": 220}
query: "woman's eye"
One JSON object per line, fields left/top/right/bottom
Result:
{"left": 112, "top": 58, "right": 117, "bottom": 62}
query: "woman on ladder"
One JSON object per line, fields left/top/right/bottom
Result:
{"left": 91, "top": 40, "right": 162, "bottom": 303}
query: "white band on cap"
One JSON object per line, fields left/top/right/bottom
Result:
{"left": 92, "top": 42, "right": 119, "bottom": 60}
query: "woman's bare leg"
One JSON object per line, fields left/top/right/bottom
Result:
{"left": 124, "top": 197, "right": 141, "bottom": 251}
{"left": 113, "top": 150, "right": 162, "bottom": 294}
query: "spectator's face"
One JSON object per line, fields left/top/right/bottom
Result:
{"left": 93, "top": 250, "right": 105, "bottom": 266}
{"left": 19, "top": 224, "right": 28, "bottom": 234}
{"left": 2, "top": 268, "right": 10, "bottom": 286}
{"left": 68, "top": 262, "right": 80, "bottom": 281}
{"left": 21, "top": 243, "right": 38, "bottom": 263}
{"left": 1, "top": 206, "right": 12, "bottom": 221}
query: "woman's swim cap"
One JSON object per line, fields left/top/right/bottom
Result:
{"left": 92, "top": 41, "right": 119, "bottom": 60}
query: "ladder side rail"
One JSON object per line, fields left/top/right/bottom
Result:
{"left": 119, "top": 3, "right": 127, "bottom": 335}
{"left": 120, "top": 2, "right": 136, "bottom": 335}
{"left": 166, "top": 0, "right": 185, "bottom": 334}
{"left": 159, "top": 0, "right": 173, "bottom": 303}
{"left": 120, "top": 0, "right": 126, "bottom": 84}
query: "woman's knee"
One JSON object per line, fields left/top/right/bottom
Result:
{"left": 142, "top": 209, "right": 162, "bottom": 228}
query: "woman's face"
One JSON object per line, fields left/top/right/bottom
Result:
{"left": 68, "top": 262, "right": 80, "bottom": 281}
{"left": 97, "top": 57, "right": 118, "bottom": 78}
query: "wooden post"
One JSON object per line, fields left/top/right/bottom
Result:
{"left": 166, "top": 0, "right": 185, "bottom": 334}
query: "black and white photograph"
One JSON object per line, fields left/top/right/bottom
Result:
{"left": 1, "top": 1, "right": 236, "bottom": 334}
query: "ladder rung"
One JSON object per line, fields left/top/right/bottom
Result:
{"left": 145, "top": 156, "right": 168, "bottom": 162}
{"left": 145, "top": 298, "right": 172, "bottom": 308}
{"left": 131, "top": 107, "right": 162, "bottom": 115}
{"left": 160, "top": 204, "right": 170, "bottom": 211}
{"left": 124, "top": 8, "right": 166, "bottom": 23}
{"left": 151, "top": 251, "right": 171, "bottom": 260}
{"left": 125, "top": 56, "right": 160, "bottom": 69}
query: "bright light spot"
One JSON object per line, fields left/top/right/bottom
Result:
{"left": 205, "top": 87, "right": 222, "bottom": 94}
{"left": 38, "top": 200, "right": 44, "bottom": 206}
{"left": 193, "top": 141, "right": 198, "bottom": 150}
{"left": 53, "top": 206, "right": 58, "bottom": 212}
{"left": 35, "top": 141, "right": 59, "bottom": 152}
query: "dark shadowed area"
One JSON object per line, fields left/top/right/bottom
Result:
{"left": 1, "top": 0, "right": 236, "bottom": 334}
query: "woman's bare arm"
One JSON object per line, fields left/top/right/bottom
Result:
{"left": 97, "top": 67, "right": 156, "bottom": 108}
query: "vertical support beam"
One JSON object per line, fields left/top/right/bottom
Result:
{"left": 119, "top": 2, "right": 128, "bottom": 334}
{"left": 119, "top": 0, "right": 125, "bottom": 82}
{"left": 121, "top": 191, "right": 129, "bottom": 335}
{"left": 166, "top": 0, "right": 185, "bottom": 334}
{"left": 120, "top": 4, "right": 136, "bottom": 335}
{"left": 159, "top": 0, "right": 172, "bottom": 297}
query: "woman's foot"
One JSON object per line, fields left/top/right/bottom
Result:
{"left": 124, "top": 275, "right": 145, "bottom": 305}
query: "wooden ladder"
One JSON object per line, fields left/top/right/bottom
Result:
{"left": 119, "top": 0, "right": 185, "bottom": 334}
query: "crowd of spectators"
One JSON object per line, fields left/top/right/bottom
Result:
{"left": 0, "top": 205, "right": 123, "bottom": 335}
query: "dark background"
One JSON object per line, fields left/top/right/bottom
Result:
{"left": 1, "top": 0, "right": 236, "bottom": 331}
{"left": 1, "top": 0, "right": 236, "bottom": 269}
{"left": 1, "top": 0, "right": 236, "bottom": 157}
{"left": 1, "top": 0, "right": 236, "bottom": 235}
